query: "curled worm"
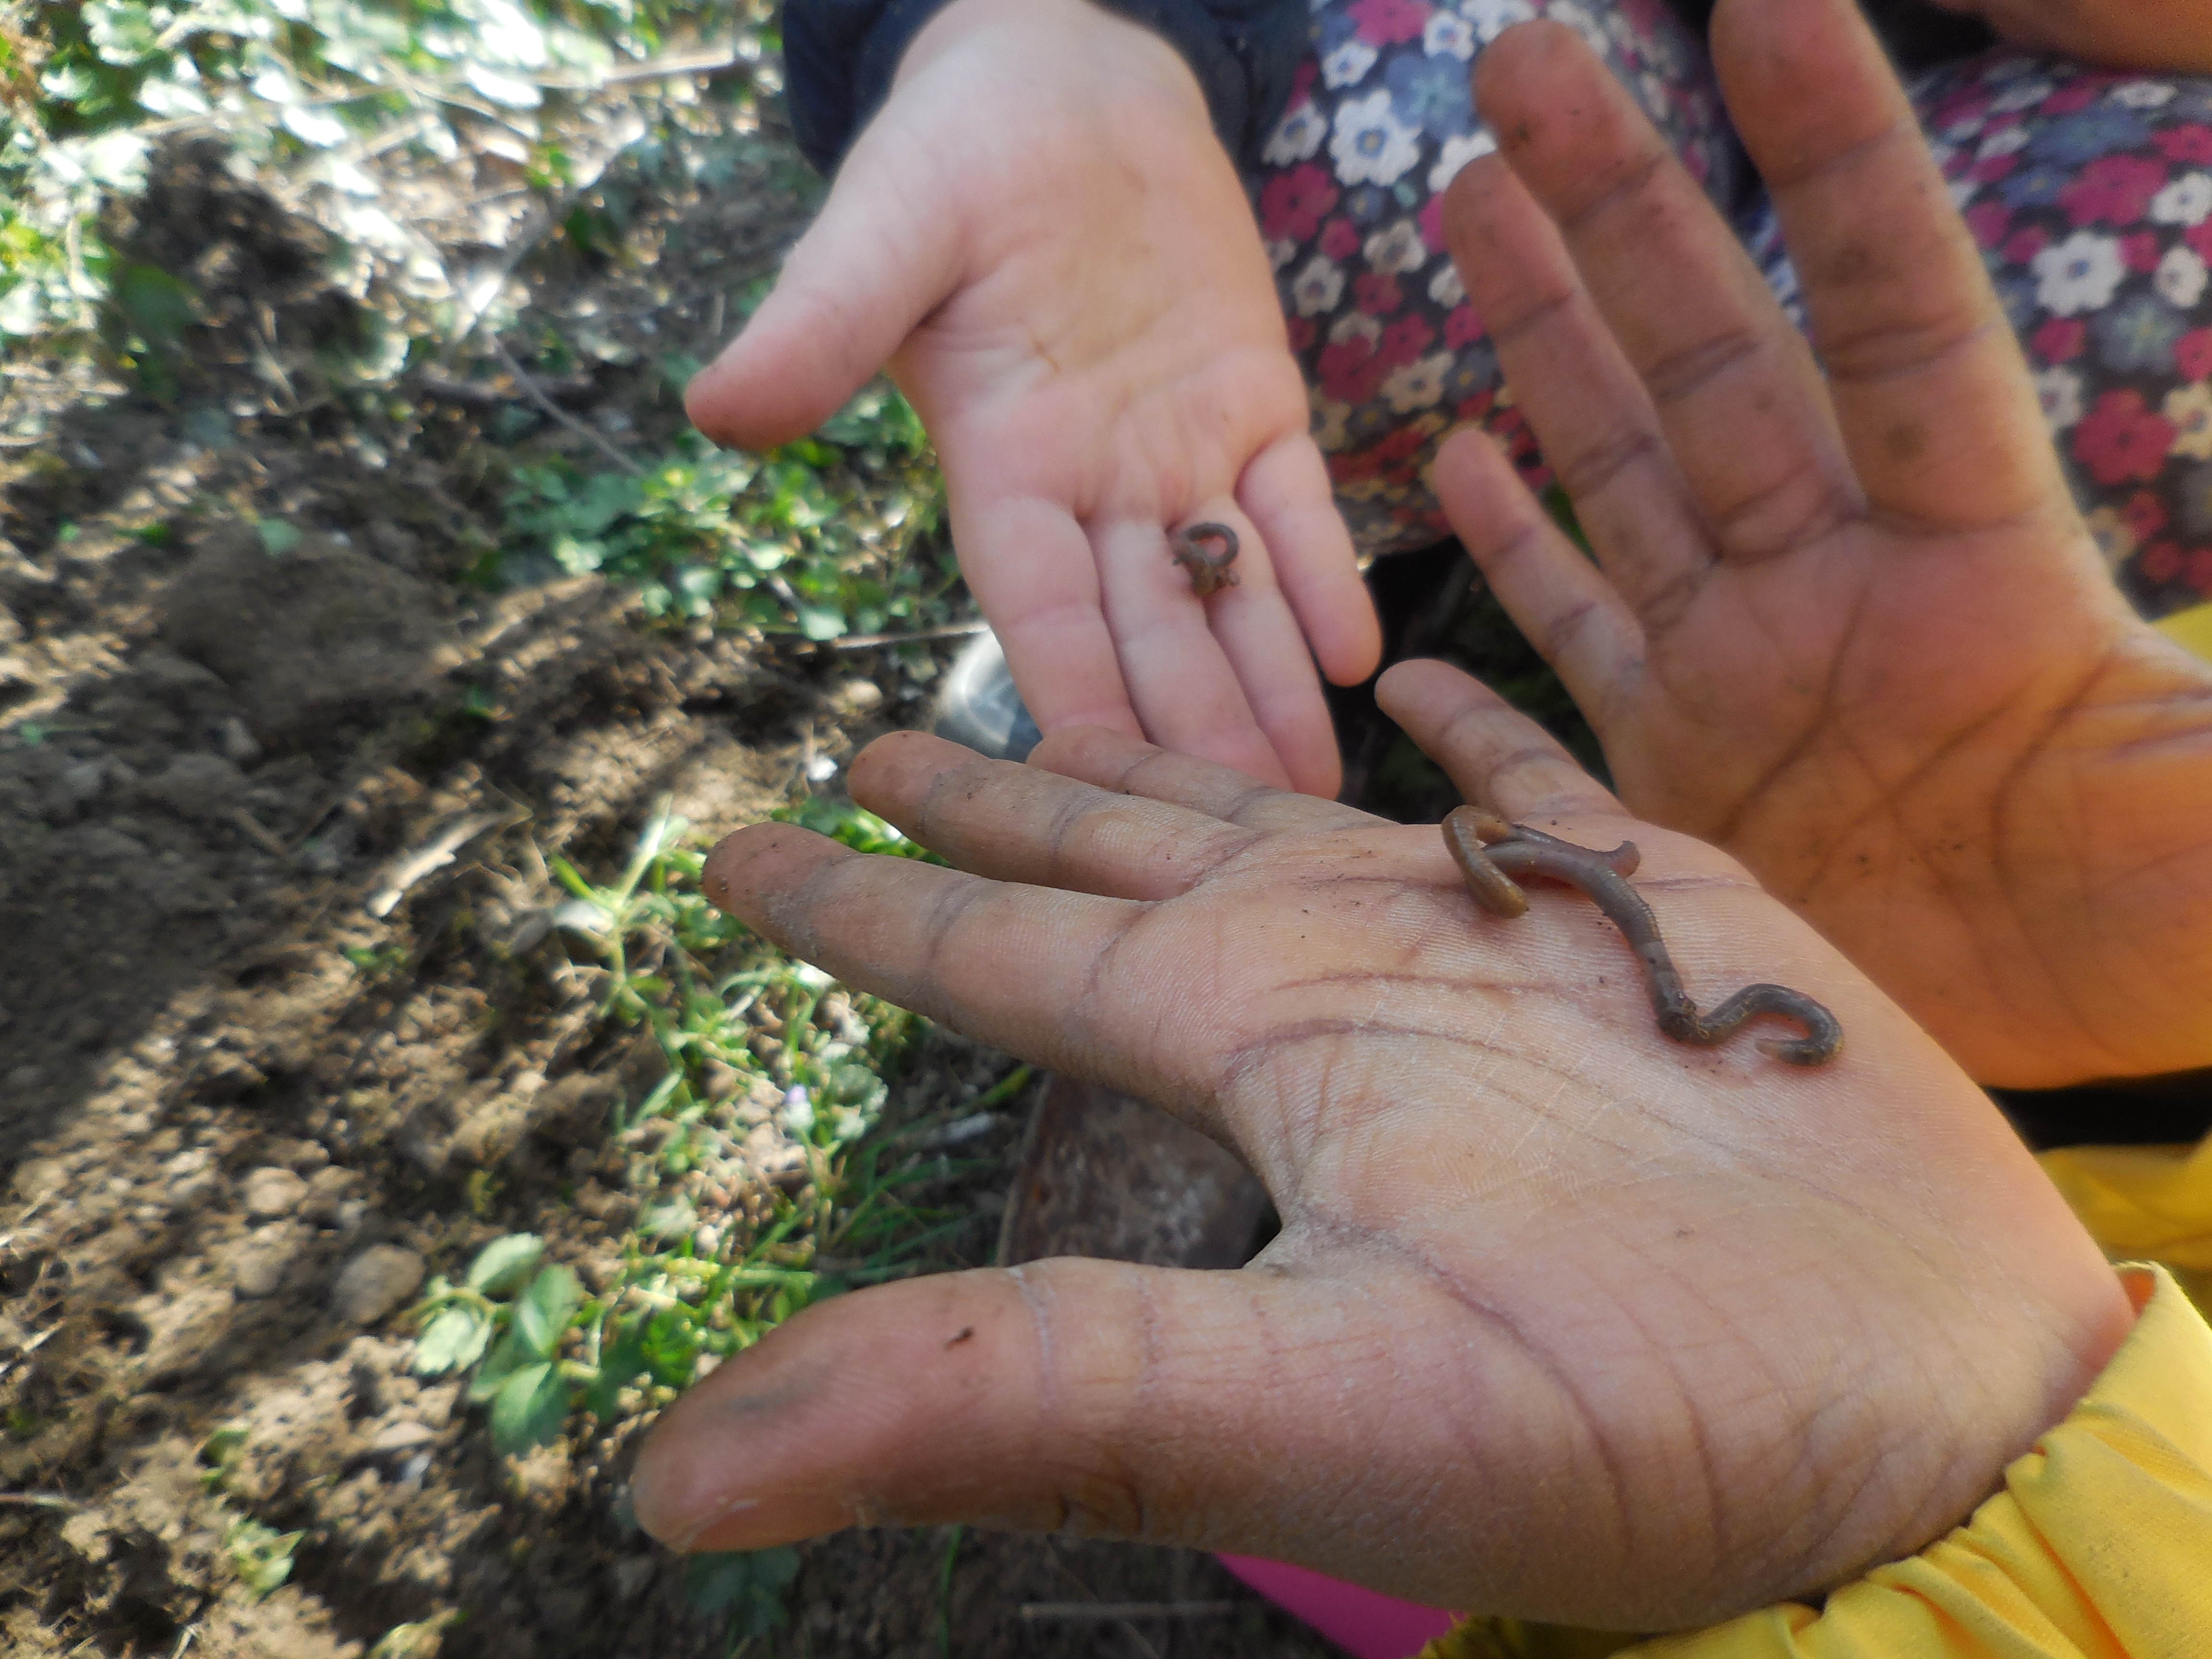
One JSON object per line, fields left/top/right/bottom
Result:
{"left": 1171, "top": 523, "right": 1240, "bottom": 597}
{"left": 1442, "top": 807, "right": 1842, "bottom": 1066}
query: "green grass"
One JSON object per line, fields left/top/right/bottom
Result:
{"left": 3, "top": 0, "right": 767, "bottom": 347}
{"left": 401, "top": 797, "right": 1013, "bottom": 1639}
{"left": 408, "top": 796, "right": 1005, "bottom": 1446}
{"left": 489, "top": 383, "right": 954, "bottom": 638}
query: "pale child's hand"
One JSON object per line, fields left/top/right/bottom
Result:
{"left": 687, "top": 0, "right": 1379, "bottom": 796}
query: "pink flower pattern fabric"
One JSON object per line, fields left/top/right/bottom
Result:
{"left": 1916, "top": 53, "right": 2212, "bottom": 613}
{"left": 1257, "top": 2, "right": 2212, "bottom": 618}
{"left": 1254, "top": 0, "right": 1740, "bottom": 560}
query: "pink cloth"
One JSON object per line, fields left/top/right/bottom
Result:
{"left": 1217, "top": 1554, "right": 1458, "bottom": 1659}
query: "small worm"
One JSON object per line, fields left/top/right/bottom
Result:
{"left": 1171, "top": 523, "right": 1240, "bottom": 597}
{"left": 1442, "top": 807, "right": 1842, "bottom": 1066}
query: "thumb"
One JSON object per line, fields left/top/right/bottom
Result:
{"left": 686, "top": 133, "right": 964, "bottom": 450}
{"left": 627, "top": 1256, "right": 1511, "bottom": 1605}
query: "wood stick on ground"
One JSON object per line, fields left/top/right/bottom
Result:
{"left": 488, "top": 337, "right": 643, "bottom": 478}
{"left": 823, "top": 619, "right": 992, "bottom": 651}
{"left": 1016, "top": 1601, "right": 1240, "bottom": 1622}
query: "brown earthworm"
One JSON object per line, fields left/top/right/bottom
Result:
{"left": 1170, "top": 523, "right": 1240, "bottom": 597}
{"left": 1442, "top": 807, "right": 1842, "bottom": 1066}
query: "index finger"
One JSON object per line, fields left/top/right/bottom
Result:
{"left": 1714, "top": 0, "right": 2070, "bottom": 528}
{"left": 1376, "top": 659, "right": 1624, "bottom": 826}
{"left": 702, "top": 820, "right": 1175, "bottom": 1105}
{"left": 955, "top": 491, "right": 1150, "bottom": 745}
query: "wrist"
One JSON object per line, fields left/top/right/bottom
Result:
{"left": 897, "top": 0, "right": 1206, "bottom": 111}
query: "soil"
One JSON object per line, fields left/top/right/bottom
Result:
{"left": 0, "top": 78, "right": 1344, "bottom": 1659}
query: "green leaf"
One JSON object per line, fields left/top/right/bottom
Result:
{"left": 466, "top": 1233, "right": 544, "bottom": 1294}
{"left": 513, "top": 1264, "right": 583, "bottom": 1359}
{"left": 640, "top": 1305, "right": 701, "bottom": 1388}
{"left": 111, "top": 264, "right": 197, "bottom": 347}
{"left": 468, "top": 1327, "right": 535, "bottom": 1404}
{"left": 255, "top": 519, "right": 302, "bottom": 557}
{"left": 683, "top": 1547, "right": 800, "bottom": 1636}
{"left": 224, "top": 1517, "right": 303, "bottom": 1599}
{"left": 414, "top": 1304, "right": 493, "bottom": 1375}
{"left": 488, "top": 1361, "right": 568, "bottom": 1454}
{"left": 582, "top": 1319, "right": 649, "bottom": 1421}
{"left": 771, "top": 799, "right": 945, "bottom": 864}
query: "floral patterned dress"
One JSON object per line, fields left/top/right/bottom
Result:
{"left": 1258, "top": 0, "right": 2212, "bottom": 618}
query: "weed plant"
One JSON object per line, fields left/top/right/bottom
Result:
{"left": 409, "top": 797, "right": 1015, "bottom": 1460}
{"left": 495, "top": 384, "right": 951, "bottom": 637}
{"left": 4, "top": 0, "right": 762, "bottom": 343}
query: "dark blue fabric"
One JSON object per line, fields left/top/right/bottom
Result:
{"left": 781, "top": 0, "right": 1313, "bottom": 173}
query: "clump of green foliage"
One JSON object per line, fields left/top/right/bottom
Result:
{"left": 408, "top": 798, "right": 1005, "bottom": 1458}
{"left": 197, "top": 1426, "right": 306, "bottom": 1597}
{"left": 400, "top": 797, "right": 1007, "bottom": 1642}
{"left": 2, "top": 0, "right": 763, "bottom": 343}
{"left": 497, "top": 384, "right": 948, "bottom": 636}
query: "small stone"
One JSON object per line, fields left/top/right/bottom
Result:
{"left": 301, "top": 1165, "right": 357, "bottom": 1224}
{"left": 370, "top": 1419, "right": 436, "bottom": 1454}
{"left": 59, "top": 759, "right": 110, "bottom": 804}
{"left": 216, "top": 716, "right": 262, "bottom": 765}
{"left": 611, "top": 1556, "right": 657, "bottom": 1602}
{"left": 171, "top": 1169, "right": 222, "bottom": 1209}
{"left": 135, "top": 651, "right": 226, "bottom": 693}
{"left": 333, "top": 1245, "right": 425, "bottom": 1327}
{"left": 504, "top": 907, "right": 554, "bottom": 953}
{"left": 59, "top": 1509, "right": 112, "bottom": 1564}
{"left": 231, "top": 1226, "right": 298, "bottom": 1297}
{"left": 10, "top": 1157, "right": 68, "bottom": 1203}
{"left": 195, "top": 1050, "right": 266, "bottom": 1102}
{"left": 74, "top": 826, "right": 151, "bottom": 864}
{"left": 264, "top": 1136, "right": 330, "bottom": 1175}
{"left": 141, "top": 753, "right": 246, "bottom": 820}
{"left": 137, "top": 1283, "right": 236, "bottom": 1382}
{"left": 832, "top": 678, "right": 885, "bottom": 715}
{"left": 241, "top": 1166, "right": 308, "bottom": 1220}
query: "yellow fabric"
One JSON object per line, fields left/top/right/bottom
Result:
{"left": 2036, "top": 1140, "right": 2212, "bottom": 1272}
{"left": 1419, "top": 1265, "right": 2212, "bottom": 1659}
{"left": 2154, "top": 600, "right": 2212, "bottom": 663}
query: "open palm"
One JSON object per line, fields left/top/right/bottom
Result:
{"left": 686, "top": 0, "right": 1377, "bottom": 796}
{"left": 1412, "top": 3, "right": 2212, "bottom": 1088}
{"left": 633, "top": 710, "right": 2124, "bottom": 1628}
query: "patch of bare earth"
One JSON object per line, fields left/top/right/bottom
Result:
{"left": 0, "top": 69, "right": 1343, "bottom": 1659}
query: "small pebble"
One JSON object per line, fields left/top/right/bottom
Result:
{"left": 11, "top": 1157, "right": 67, "bottom": 1203}
{"left": 59, "top": 759, "right": 110, "bottom": 804}
{"left": 141, "top": 752, "right": 247, "bottom": 820}
{"left": 232, "top": 1231, "right": 295, "bottom": 1298}
{"left": 241, "top": 1166, "right": 309, "bottom": 1220}
{"left": 216, "top": 716, "right": 262, "bottom": 765}
{"left": 333, "top": 1245, "right": 425, "bottom": 1327}
{"left": 371, "top": 1420, "right": 436, "bottom": 1454}
{"left": 301, "top": 1165, "right": 357, "bottom": 1224}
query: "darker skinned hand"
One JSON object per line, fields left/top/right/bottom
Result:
{"left": 630, "top": 702, "right": 2127, "bottom": 1628}
{"left": 1424, "top": 0, "right": 2212, "bottom": 1088}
